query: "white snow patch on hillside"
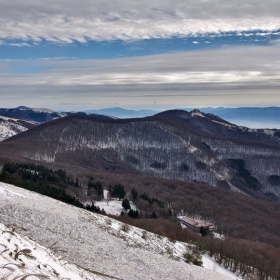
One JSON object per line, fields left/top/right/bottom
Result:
{"left": 212, "top": 120, "right": 235, "bottom": 128}
{"left": 263, "top": 129, "right": 275, "bottom": 136}
{"left": 0, "top": 116, "right": 35, "bottom": 141}
{"left": 0, "top": 182, "right": 242, "bottom": 280}
{"left": 94, "top": 199, "right": 137, "bottom": 215}
{"left": 212, "top": 232, "right": 225, "bottom": 240}
{"left": 203, "top": 255, "right": 243, "bottom": 280}
{"left": 32, "top": 108, "right": 57, "bottom": 114}
{"left": 0, "top": 121, "right": 27, "bottom": 141}
{"left": 191, "top": 111, "right": 205, "bottom": 118}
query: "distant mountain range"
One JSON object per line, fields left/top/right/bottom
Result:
{"left": 1, "top": 109, "right": 280, "bottom": 201}
{"left": 85, "top": 107, "right": 157, "bottom": 118}
{"left": 1, "top": 106, "right": 279, "bottom": 129}
{"left": 190, "top": 107, "right": 280, "bottom": 129}
{"left": 88, "top": 106, "right": 280, "bottom": 128}
{"left": 0, "top": 106, "right": 111, "bottom": 124}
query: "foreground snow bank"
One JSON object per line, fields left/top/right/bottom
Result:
{"left": 0, "top": 182, "right": 239, "bottom": 280}
{"left": 0, "top": 223, "right": 103, "bottom": 280}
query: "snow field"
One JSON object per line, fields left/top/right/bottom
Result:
{"left": 0, "top": 223, "right": 103, "bottom": 280}
{"left": 0, "top": 182, "right": 241, "bottom": 279}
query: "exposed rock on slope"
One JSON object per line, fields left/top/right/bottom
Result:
{"left": 0, "top": 182, "right": 233, "bottom": 280}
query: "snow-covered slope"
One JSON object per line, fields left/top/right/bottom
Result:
{"left": 0, "top": 116, "right": 36, "bottom": 141}
{"left": 0, "top": 182, "right": 240, "bottom": 280}
{"left": 0, "top": 223, "right": 103, "bottom": 280}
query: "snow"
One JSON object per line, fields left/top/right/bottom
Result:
{"left": 203, "top": 255, "right": 243, "bottom": 280}
{"left": 0, "top": 187, "right": 29, "bottom": 199}
{"left": 0, "top": 223, "right": 103, "bottom": 280}
{"left": 0, "top": 117, "right": 32, "bottom": 141}
{"left": 95, "top": 200, "right": 123, "bottom": 215}
{"left": 212, "top": 120, "right": 235, "bottom": 128}
{"left": 95, "top": 199, "right": 137, "bottom": 215}
{"left": 212, "top": 232, "right": 225, "bottom": 240}
{"left": 32, "top": 108, "right": 57, "bottom": 113}
{"left": 0, "top": 115, "right": 17, "bottom": 121}
{"left": 263, "top": 129, "right": 275, "bottom": 136}
{"left": 191, "top": 111, "right": 205, "bottom": 118}
{"left": 0, "top": 182, "right": 242, "bottom": 280}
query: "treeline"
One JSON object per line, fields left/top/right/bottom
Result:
{"left": 2, "top": 162, "right": 280, "bottom": 278}
{"left": 2, "top": 162, "right": 79, "bottom": 189}
{"left": 0, "top": 162, "right": 139, "bottom": 217}
{"left": 86, "top": 171, "right": 280, "bottom": 279}
{"left": 88, "top": 179, "right": 103, "bottom": 196}
{"left": 0, "top": 162, "right": 105, "bottom": 213}
{"left": 139, "top": 192, "right": 164, "bottom": 208}
{"left": 116, "top": 216, "right": 280, "bottom": 279}
{"left": 0, "top": 162, "right": 83, "bottom": 208}
{"left": 204, "top": 237, "right": 280, "bottom": 279}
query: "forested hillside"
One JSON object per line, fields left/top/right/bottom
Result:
{"left": 1, "top": 110, "right": 280, "bottom": 200}
{"left": 1, "top": 162, "right": 280, "bottom": 279}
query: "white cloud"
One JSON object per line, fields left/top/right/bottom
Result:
{"left": 0, "top": 0, "right": 279, "bottom": 43}
{"left": 0, "top": 42, "right": 30, "bottom": 47}
{"left": 0, "top": 45, "right": 280, "bottom": 109}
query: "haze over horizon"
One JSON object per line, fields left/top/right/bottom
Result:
{"left": 0, "top": 0, "right": 279, "bottom": 111}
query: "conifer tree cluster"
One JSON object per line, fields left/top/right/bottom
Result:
{"left": 122, "top": 197, "right": 131, "bottom": 210}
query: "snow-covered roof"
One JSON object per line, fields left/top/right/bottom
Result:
{"left": 178, "top": 216, "right": 215, "bottom": 230}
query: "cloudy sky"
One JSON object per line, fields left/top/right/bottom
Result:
{"left": 0, "top": 0, "right": 279, "bottom": 111}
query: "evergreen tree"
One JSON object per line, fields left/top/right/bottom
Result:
{"left": 128, "top": 209, "right": 139, "bottom": 218}
{"left": 75, "top": 177, "right": 79, "bottom": 187}
{"left": 200, "top": 226, "right": 211, "bottom": 236}
{"left": 88, "top": 180, "right": 103, "bottom": 196}
{"left": 150, "top": 212, "right": 158, "bottom": 219}
{"left": 131, "top": 187, "right": 138, "bottom": 201}
{"left": 111, "top": 183, "right": 126, "bottom": 199}
{"left": 122, "top": 197, "right": 131, "bottom": 210}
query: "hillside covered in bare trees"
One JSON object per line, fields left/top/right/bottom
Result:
{"left": 1, "top": 109, "right": 280, "bottom": 200}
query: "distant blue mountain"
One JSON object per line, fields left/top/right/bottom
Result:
{"left": 16, "top": 106, "right": 32, "bottom": 110}
{"left": 85, "top": 107, "right": 158, "bottom": 118}
{"left": 86, "top": 106, "right": 280, "bottom": 128}
{"left": 8, "top": 106, "right": 280, "bottom": 129}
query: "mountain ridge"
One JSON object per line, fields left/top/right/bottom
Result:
{"left": 1, "top": 109, "right": 280, "bottom": 201}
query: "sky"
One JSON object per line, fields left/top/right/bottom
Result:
{"left": 0, "top": 0, "right": 280, "bottom": 111}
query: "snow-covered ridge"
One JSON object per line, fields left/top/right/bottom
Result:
{"left": 0, "top": 182, "right": 241, "bottom": 280}
{"left": 191, "top": 109, "right": 206, "bottom": 118}
{"left": 0, "top": 116, "right": 36, "bottom": 141}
